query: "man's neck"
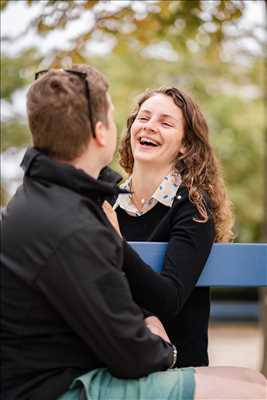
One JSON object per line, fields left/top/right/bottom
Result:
{"left": 58, "top": 147, "right": 103, "bottom": 179}
{"left": 71, "top": 157, "right": 101, "bottom": 179}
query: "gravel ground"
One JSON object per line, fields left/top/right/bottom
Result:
{"left": 208, "top": 322, "right": 264, "bottom": 371}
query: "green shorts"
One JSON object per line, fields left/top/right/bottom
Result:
{"left": 58, "top": 367, "right": 195, "bottom": 400}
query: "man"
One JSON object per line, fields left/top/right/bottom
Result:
{"left": 1, "top": 65, "right": 176, "bottom": 399}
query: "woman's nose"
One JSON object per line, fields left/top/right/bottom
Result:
{"left": 144, "top": 118, "right": 157, "bottom": 132}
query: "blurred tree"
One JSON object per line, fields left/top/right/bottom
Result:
{"left": 1, "top": 49, "right": 41, "bottom": 202}
{"left": 0, "top": 185, "right": 8, "bottom": 207}
{"left": 1, "top": 48, "right": 41, "bottom": 100}
{"left": 1, "top": 0, "right": 247, "bottom": 67}
{"left": 1, "top": 49, "right": 41, "bottom": 152}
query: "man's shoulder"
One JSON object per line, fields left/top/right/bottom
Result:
{"left": 2, "top": 182, "right": 121, "bottom": 283}
{"left": 2, "top": 180, "right": 110, "bottom": 253}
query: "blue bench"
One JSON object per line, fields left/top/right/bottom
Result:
{"left": 129, "top": 242, "right": 267, "bottom": 287}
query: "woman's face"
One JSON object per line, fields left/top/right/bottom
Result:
{"left": 130, "top": 93, "right": 185, "bottom": 170}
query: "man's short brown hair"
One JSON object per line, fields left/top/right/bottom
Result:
{"left": 27, "top": 64, "right": 109, "bottom": 161}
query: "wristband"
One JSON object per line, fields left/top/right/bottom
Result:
{"left": 169, "top": 344, "right": 178, "bottom": 369}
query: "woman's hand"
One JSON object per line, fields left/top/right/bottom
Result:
{"left": 144, "top": 316, "right": 170, "bottom": 343}
{"left": 102, "top": 201, "right": 122, "bottom": 238}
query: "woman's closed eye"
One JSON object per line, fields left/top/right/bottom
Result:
{"left": 161, "top": 122, "right": 173, "bottom": 128}
{"left": 137, "top": 117, "right": 173, "bottom": 127}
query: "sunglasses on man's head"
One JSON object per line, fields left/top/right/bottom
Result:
{"left": 35, "top": 69, "right": 96, "bottom": 137}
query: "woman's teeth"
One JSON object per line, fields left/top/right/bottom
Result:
{"left": 139, "top": 138, "right": 159, "bottom": 146}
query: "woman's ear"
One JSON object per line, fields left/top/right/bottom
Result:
{"left": 94, "top": 121, "right": 107, "bottom": 147}
{"left": 179, "top": 144, "right": 186, "bottom": 155}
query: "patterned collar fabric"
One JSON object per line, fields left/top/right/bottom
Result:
{"left": 114, "top": 171, "right": 182, "bottom": 216}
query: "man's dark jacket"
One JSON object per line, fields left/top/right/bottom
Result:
{"left": 1, "top": 148, "right": 173, "bottom": 400}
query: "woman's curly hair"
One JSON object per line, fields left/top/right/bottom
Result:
{"left": 119, "top": 87, "right": 234, "bottom": 242}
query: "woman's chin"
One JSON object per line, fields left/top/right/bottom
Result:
{"left": 133, "top": 153, "right": 159, "bottom": 164}
{"left": 133, "top": 147, "right": 160, "bottom": 161}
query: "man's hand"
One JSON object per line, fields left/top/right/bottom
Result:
{"left": 102, "top": 201, "right": 122, "bottom": 237}
{"left": 144, "top": 316, "right": 170, "bottom": 343}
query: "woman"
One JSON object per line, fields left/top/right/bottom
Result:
{"left": 104, "top": 87, "right": 234, "bottom": 368}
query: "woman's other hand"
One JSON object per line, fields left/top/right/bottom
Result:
{"left": 144, "top": 316, "right": 171, "bottom": 343}
{"left": 102, "top": 201, "right": 122, "bottom": 237}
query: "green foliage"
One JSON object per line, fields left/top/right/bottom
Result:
{"left": 0, "top": 0, "right": 8, "bottom": 11}
{"left": 1, "top": 49, "right": 40, "bottom": 160}
{"left": 208, "top": 97, "right": 264, "bottom": 242}
{"left": 1, "top": 1, "right": 247, "bottom": 67}
{"left": 1, "top": 57, "right": 27, "bottom": 100}
{"left": 1, "top": 49, "right": 41, "bottom": 100}
{"left": 1, "top": 120, "right": 31, "bottom": 152}
{"left": 0, "top": 184, "right": 8, "bottom": 206}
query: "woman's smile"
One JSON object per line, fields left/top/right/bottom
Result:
{"left": 136, "top": 135, "right": 162, "bottom": 150}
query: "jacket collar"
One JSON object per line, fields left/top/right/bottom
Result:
{"left": 21, "top": 147, "right": 127, "bottom": 201}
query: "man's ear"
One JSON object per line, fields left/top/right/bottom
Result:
{"left": 94, "top": 120, "right": 107, "bottom": 147}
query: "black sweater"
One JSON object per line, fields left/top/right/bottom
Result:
{"left": 1, "top": 148, "right": 173, "bottom": 400}
{"left": 117, "top": 186, "right": 214, "bottom": 367}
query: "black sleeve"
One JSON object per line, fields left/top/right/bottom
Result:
{"left": 122, "top": 196, "right": 214, "bottom": 320}
{"left": 36, "top": 224, "right": 173, "bottom": 378}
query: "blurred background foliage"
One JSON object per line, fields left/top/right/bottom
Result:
{"left": 1, "top": 0, "right": 266, "bottom": 245}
